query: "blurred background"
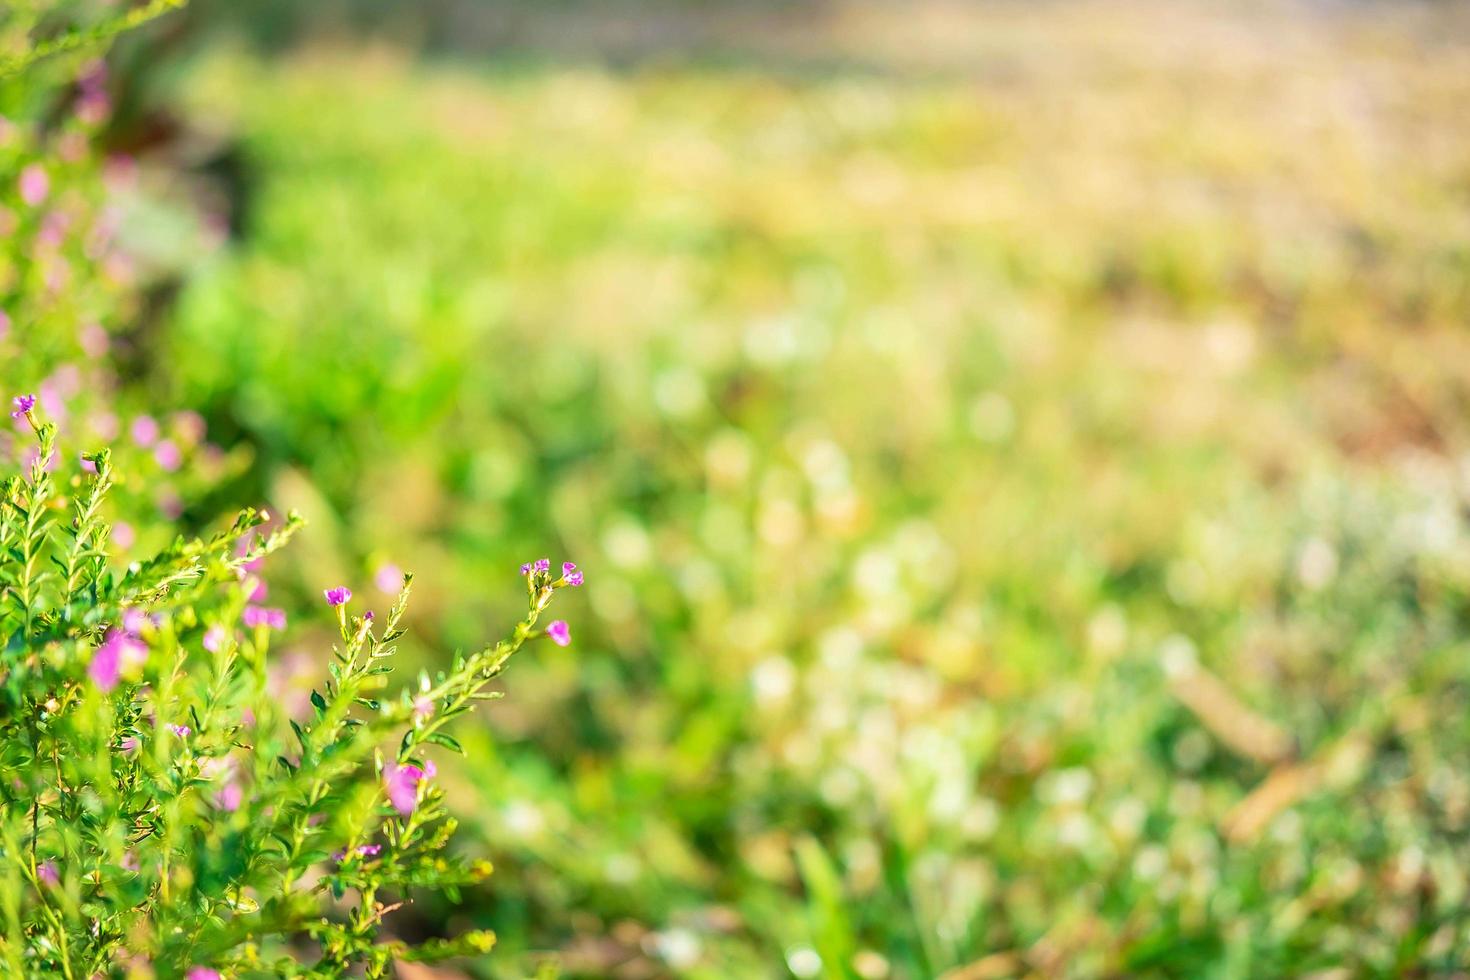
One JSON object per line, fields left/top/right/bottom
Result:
{"left": 13, "top": 0, "right": 1470, "bottom": 975}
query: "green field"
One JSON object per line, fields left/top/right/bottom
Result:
{"left": 115, "top": 3, "right": 1470, "bottom": 974}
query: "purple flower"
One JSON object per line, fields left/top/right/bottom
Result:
{"left": 546, "top": 620, "right": 571, "bottom": 647}
{"left": 534, "top": 558, "right": 550, "bottom": 573}
{"left": 385, "top": 760, "right": 437, "bottom": 816}
{"left": 334, "top": 843, "right": 383, "bottom": 862}
{"left": 18, "top": 164, "right": 48, "bottom": 206}
{"left": 186, "top": 969, "right": 220, "bottom": 980}
{"left": 202, "top": 624, "right": 228, "bottom": 653}
{"left": 37, "top": 861, "right": 58, "bottom": 886}
{"left": 558, "top": 562, "right": 584, "bottom": 586}
{"left": 169, "top": 724, "right": 191, "bottom": 738}
{"left": 130, "top": 414, "right": 159, "bottom": 447}
{"left": 565, "top": 570, "right": 584, "bottom": 587}
{"left": 242, "top": 605, "right": 287, "bottom": 630}
{"left": 324, "top": 586, "right": 352, "bottom": 607}
{"left": 10, "top": 394, "right": 35, "bottom": 419}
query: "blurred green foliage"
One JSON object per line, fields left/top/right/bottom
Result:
{"left": 114, "top": 5, "right": 1470, "bottom": 975}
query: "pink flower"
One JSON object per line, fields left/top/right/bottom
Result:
{"left": 202, "top": 624, "right": 228, "bottom": 653}
{"left": 154, "top": 439, "right": 182, "bottom": 471}
{"left": 18, "top": 164, "right": 48, "bottom": 206}
{"left": 10, "top": 394, "right": 35, "bottom": 419}
{"left": 186, "top": 969, "right": 220, "bottom": 980}
{"left": 546, "top": 620, "right": 571, "bottom": 647}
{"left": 559, "top": 562, "right": 584, "bottom": 586}
{"left": 37, "top": 861, "right": 58, "bottom": 886}
{"left": 324, "top": 586, "right": 351, "bottom": 607}
{"left": 169, "top": 724, "right": 191, "bottom": 738}
{"left": 248, "top": 578, "right": 268, "bottom": 602}
{"left": 385, "top": 760, "right": 436, "bottom": 816}
{"left": 88, "top": 647, "right": 120, "bottom": 693}
{"left": 242, "top": 605, "right": 287, "bottom": 630}
{"left": 217, "top": 781, "right": 242, "bottom": 812}
{"left": 375, "top": 563, "right": 402, "bottom": 594}
{"left": 122, "top": 608, "right": 147, "bottom": 634}
{"left": 79, "top": 323, "right": 109, "bottom": 358}
{"left": 89, "top": 629, "right": 146, "bottom": 692}
{"left": 112, "top": 521, "right": 135, "bottom": 550}
{"left": 130, "top": 414, "right": 159, "bottom": 447}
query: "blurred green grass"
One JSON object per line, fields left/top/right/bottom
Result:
{"left": 132, "top": 5, "right": 1470, "bottom": 975}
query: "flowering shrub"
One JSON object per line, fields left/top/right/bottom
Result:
{"left": 0, "top": 398, "right": 579, "bottom": 976}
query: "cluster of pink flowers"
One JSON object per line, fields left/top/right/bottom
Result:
{"left": 517, "top": 558, "right": 583, "bottom": 646}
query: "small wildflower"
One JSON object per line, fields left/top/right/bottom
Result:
{"left": 112, "top": 521, "right": 135, "bottom": 550}
{"left": 89, "top": 629, "right": 146, "bottom": 692}
{"left": 324, "top": 586, "right": 352, "bottom": 607}
{"left": 186, "top": 969, "right": 220, "bottom": 980}
{"left": 375, "top": 563, "right": 403, "bottom": 593}
{"left": 519, "top": 562, "right": 533, "bottom": 575}
{"left": 243, "top": 605, "right": 287, "bottom": 630}
{"left": 217, "top": 781, "right": 242, "bottom": 812}
{"left": 154, "top": 439, "right": 182, "bottom": 471}
{"left": 560, "top": 561, "right": 584, "bottom": 586}
{"left": 534, "top": 558, "right": 550, "bottom": 573}
{"left": 334, "top": 843, "right": 383, "bottom": 862}
{"left": 18, "top": 164, "right": 48, "bottom": 206}
{"left": 130, "top": 414, "right": 159, "bottom": 447}
{"left": 37, "top": 862, "right": 58, "bottom": 886}
{"left": 122, "top": 608, "right": 147, "bottom": 634}
{"left": 546, "top": 620, "right": 571, "bottom": 647}
{"left": 385, "top": 760, "right": 437, "bottom": 816}
{"left": 203, "top": 624, "right": 228, "bottom": 653}
{"left": 169, "top": 725, "right": 191, "bottom": 738}
{"left": 10, "top": 394, "right": 35, "bottom": 419}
